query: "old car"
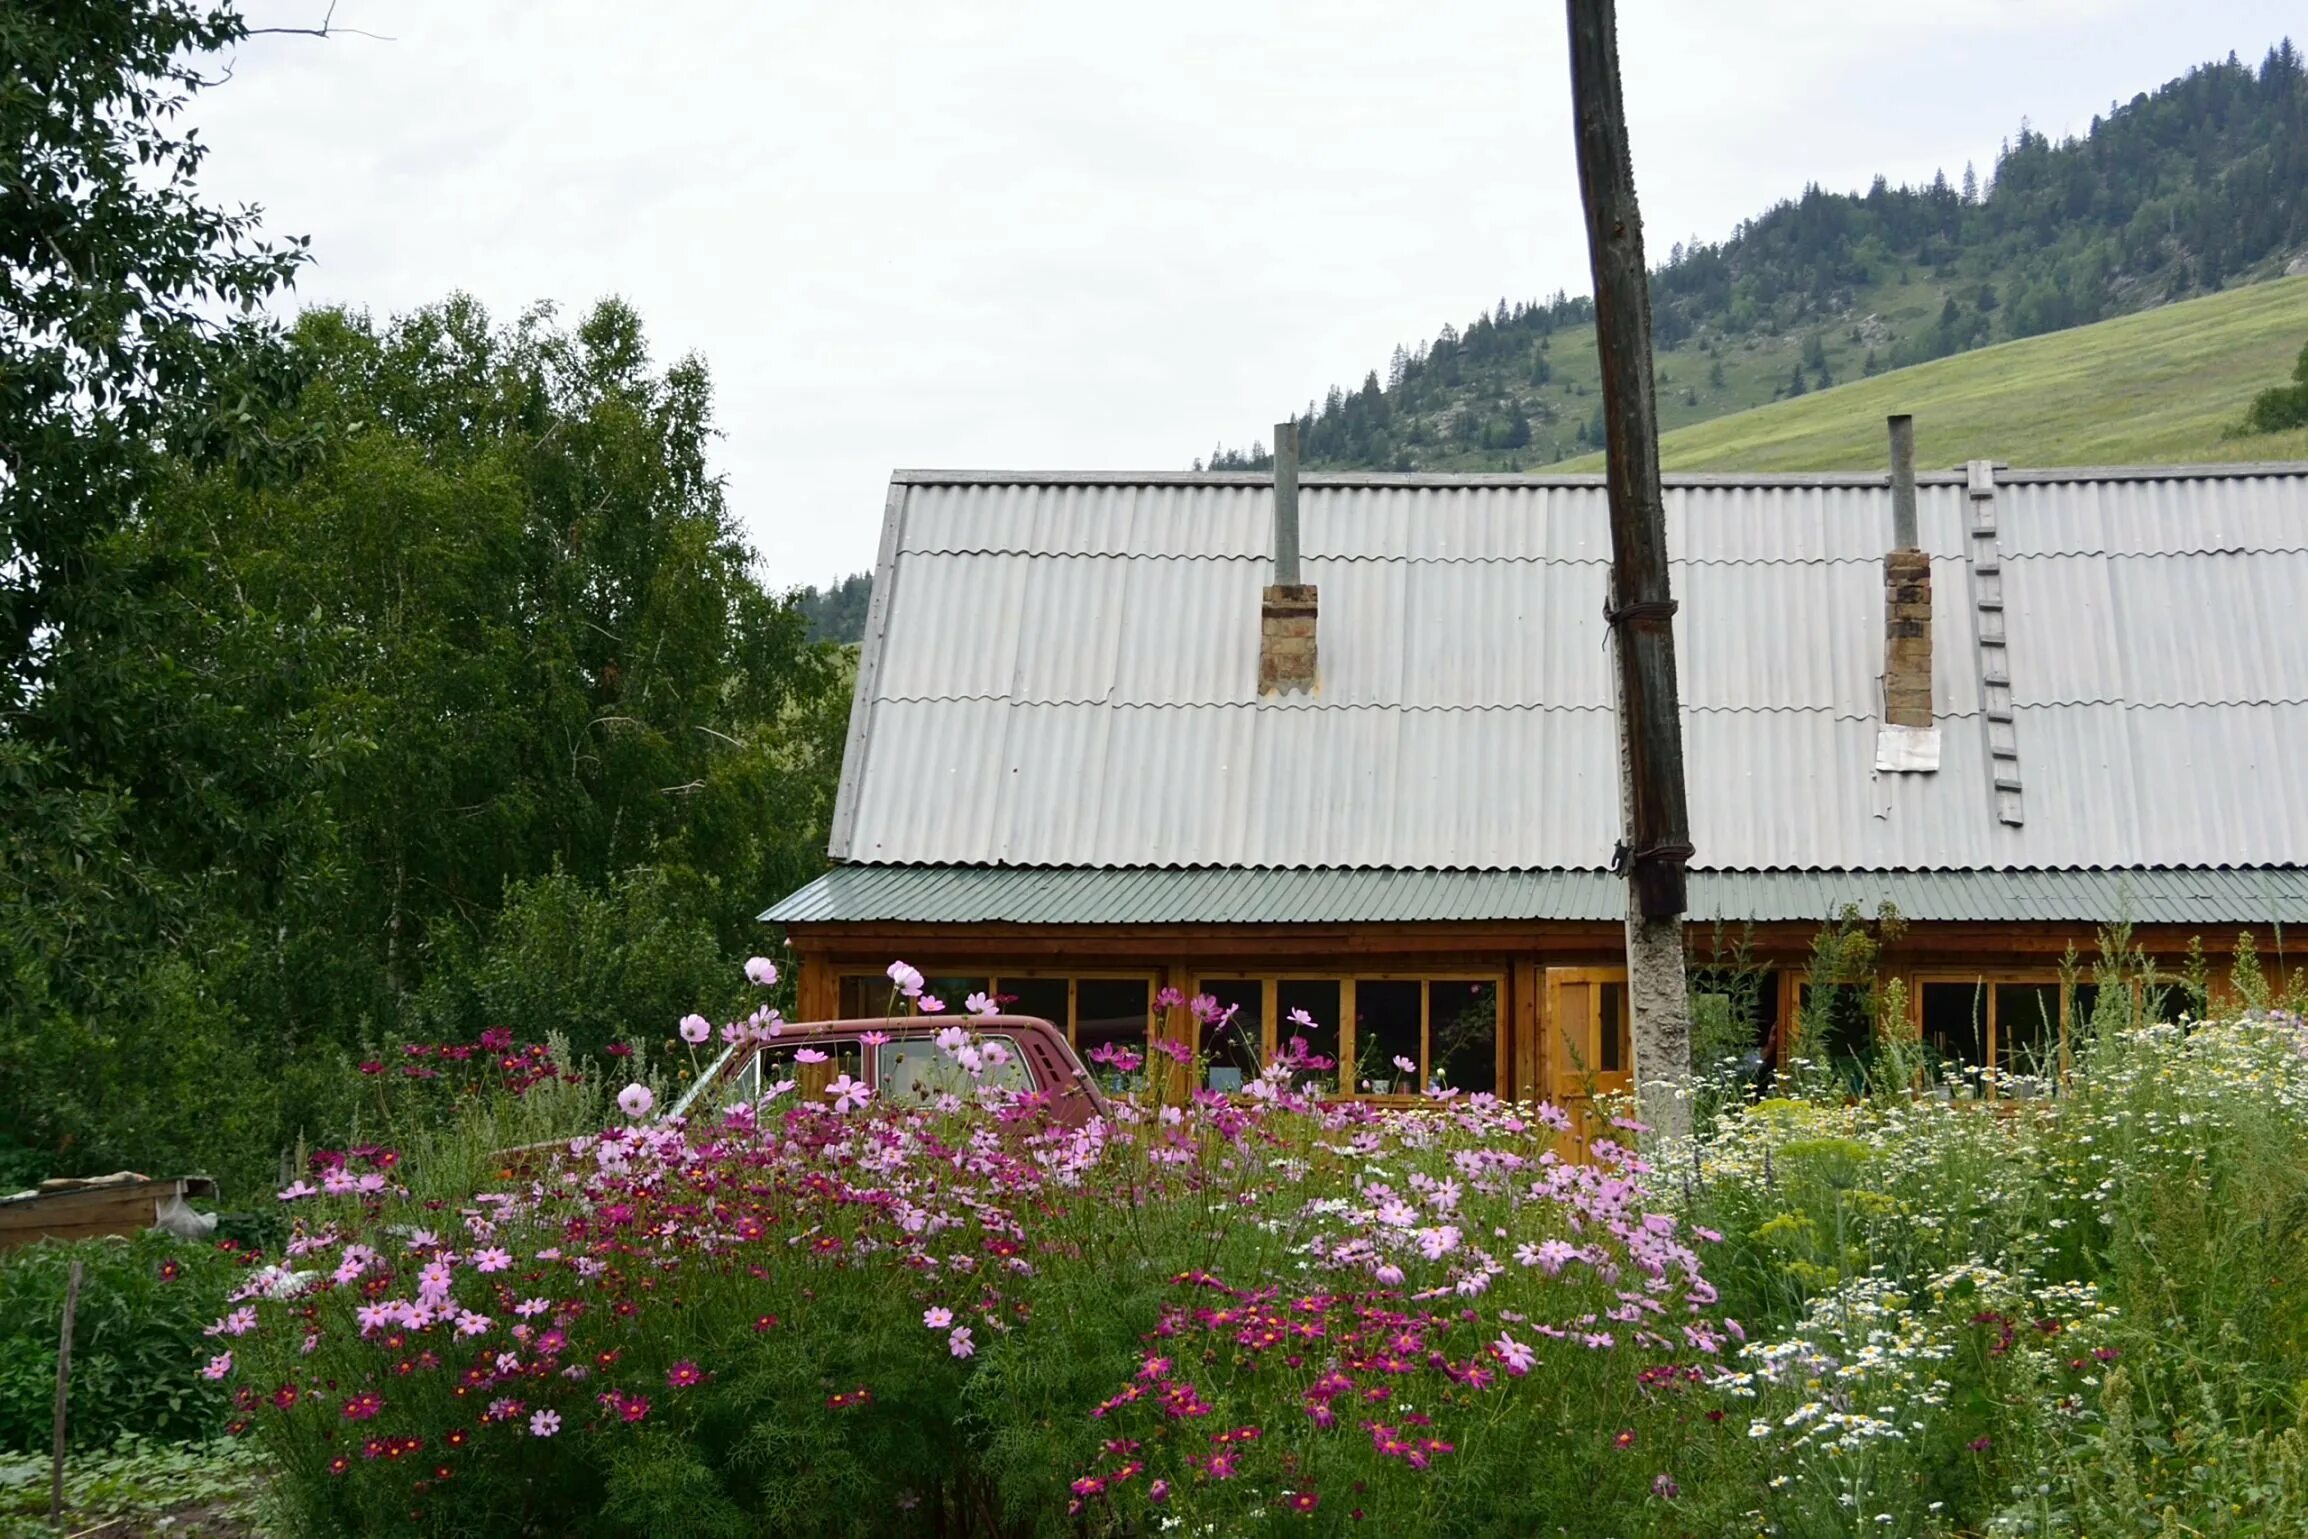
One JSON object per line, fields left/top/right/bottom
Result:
{"left": 664, "top": 1014, "right": 1113, "bottom": 1128}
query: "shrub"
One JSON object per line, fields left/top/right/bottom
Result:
{"left": 1684, "top": 1008, "right": 2308, "bottom": 1534}
{"left": 223, "top": 980, "right": 1747, "bottom": 1537}
{"left": 0, "top": 1234, "right": 241, "bottom": 1452}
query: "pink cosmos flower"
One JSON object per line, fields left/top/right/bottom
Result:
{"left": 1287, "top": 1007, "right": 1316, "bottom": 1027}
{"left": 201, "top": 1351, "right": 233, "bottom": 1380}
{"left": 825, "top": 1074, "right": 872, "bottom": 1113}
{"left": 515, "top": 1298, "right": 552, "bottom": 1318}
{"left": 745, "top": 956, "right": 779, "bottom": 987}
{"left": 616, "top": 1082, "right": 653, "bottom": 1119}
{"left": 530, "top": 1409, "right": 561, "bottom": 1438}
{"left": 965, "top": 991, "right": 998, "bottom": 1016}
{"left": 1492, "top": 1334, "right": 1536, "bottom": 1376}
{"left": 206, "top": 1307, "right": 256, "bottom": 1338}
{"left": 679, "top": 1014, "right": 712, "bottom": 1044}
{"left": 924, "top": 1307, "right": 954, "bottom": 1329}
{"left": 276, "top": 1180, "right": 318, "bottom": 1201}
{"left": 472, "top": 1247, "right": 512, "bottom": 1273}
{"left": 918, "top": 995, "right": 946, "bottom": 1014}
{"left": 792, "top": 1048, "right": 828, "bottom": 1064}
{"left": 1392, "top": 1055, "right": 1417, "bottom": 1076}
{"left": 860, "top": 1030, "right": 890, "bottom": 1047}
{"left": 886, "top": 961, "right": 924, "bottom": 998}
{"left": 948, "top": 1326, "right": 975, "bottom": 1359}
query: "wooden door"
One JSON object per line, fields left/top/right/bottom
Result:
{"left": 1545, "top": 969, "right": 1633, "bottom": 1156}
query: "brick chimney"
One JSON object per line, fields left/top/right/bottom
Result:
{"left": 1259, "top": 420, "right": 1317, "bottom": 695}
{"left": 1882, "top": 414, "right": 1932, "bottom": 728}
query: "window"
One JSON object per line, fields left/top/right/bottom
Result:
{"left": 1200, "top": 974, "right": 1503, "bottom": 1098}
{"left": 1911, "top": 973, "right": 2095, "bottom": 1091}
{"left": 1354, "top": 981, "right": 1421, "bottom": 1093}
{"left": 1075, "top": 979, "right": 1152, "bottom": 1091}
{"left": 1430, "top": 981, "right": 1500, "bottom": 1095}
{"left": 1197, "top": 979, "right": 1265, "bottom": 1091}
{"left": 832, "top": 974, "right": 1153, "bottom": 1080}
{"left": 1276, "top": 979, "right": 1341, "bottom": 1091}
{"left": 877, "top": 1035, "right": 1034, "bottom": 1102}
{"left": 1595, "top": 982, "right": 1628, "bottom": 1073}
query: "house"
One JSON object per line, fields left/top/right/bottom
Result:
{"left": 765, "top": 441, "right": 2308, "bottom": 1109}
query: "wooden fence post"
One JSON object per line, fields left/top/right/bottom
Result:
{"left": 50, "top": 1256, "right": 84, "bottom": 1530}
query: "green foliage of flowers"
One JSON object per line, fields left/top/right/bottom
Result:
{"left": 224, "top": 980, "right": 1759, "bottom": 1537}
{"left": 1683, "top": 1000, "right": 2308, "bottom": 1535}
{"left": 0, "top": 1435, "right": 265, "bottom": 1539}
{"left": 0, "top": 1235, "right": 240, "bottom": 1452}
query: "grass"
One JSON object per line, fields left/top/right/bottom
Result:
{"left": 1558, "top": 274, "right": 2308, "bottom": 472}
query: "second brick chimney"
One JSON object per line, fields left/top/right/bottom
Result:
{"left": 1882, "top": 414, "right": 1932, "bottom": 729}
{"left": 1259, "top": 420, "right": 1317, "bottom": 695}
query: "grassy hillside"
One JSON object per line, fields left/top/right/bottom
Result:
{"left": 1560, "top": 275, "right": 2308, "bottom": 471}
{"left": 1213, "top": 44, "right": 2308, "bottom": 476}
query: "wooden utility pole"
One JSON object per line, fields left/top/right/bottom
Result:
{"left": 1564, "top": 0, "right": 1694, "bottom": 1140}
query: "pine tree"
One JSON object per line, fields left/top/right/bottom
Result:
{"left": 1962, "top": 162, "right": 1979, "bottom": 203}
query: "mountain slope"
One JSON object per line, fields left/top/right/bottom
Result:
{"left": 1211, "top": 42, "right": 2308, "bottom": 474}
{"left": 1559, "top": 275, "right": 2308, "bottom": 472}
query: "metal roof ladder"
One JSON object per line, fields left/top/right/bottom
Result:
{"left": 1964, "top": 459, "right": 2024, "bottom": 827}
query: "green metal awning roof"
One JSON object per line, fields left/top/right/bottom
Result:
{"left": 764, "top": 866, "right": 2308, "bottom": 928}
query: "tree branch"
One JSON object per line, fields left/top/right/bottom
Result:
{"left": 246, "top": 3, "right": 396, "bottom": 41}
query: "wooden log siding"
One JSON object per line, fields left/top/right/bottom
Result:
{"left": 784, "top": 919, "right": 2257, "bottom": 1106}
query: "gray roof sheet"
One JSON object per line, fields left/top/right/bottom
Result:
{"left": 767, "top": 865, "right": 2308, "bottom": 928}
{"left": 829, "top": 465, "right": 2308, "bottom": 873}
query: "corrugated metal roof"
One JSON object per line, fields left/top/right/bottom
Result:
{"left": 767, "top": 865, "right": 2308, "bottom": 928}
{"left": 830, "top": 465, "right": 2308, "bottom": 873}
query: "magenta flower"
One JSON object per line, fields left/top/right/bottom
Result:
{"left": 342, "top": 1391, "right": 384, "bottom": 1422}
{"left": 530, "top": 1409, "right": 561, "bottom": 1438}
{"left": 616, "top": 1082, "right": 654, "bottom": 1119}
{"left": 666, "top": 1361, "right": 705, "bottom": 1388}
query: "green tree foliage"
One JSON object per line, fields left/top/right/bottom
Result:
{"left": 2, "top": 290, "right": 849, "bottom": 1194}
{"left": 0, "top": 1, "right": 309, "bottom": 708}
{"left": 795, "top": 571, "right": 873, "bottom": 644}
{"left": 2239, "top": 339, "right": 2308, "bottom": 433}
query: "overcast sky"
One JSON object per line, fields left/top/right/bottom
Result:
{"left": 200, "top": 0, "right": 2298, "bottom": 588}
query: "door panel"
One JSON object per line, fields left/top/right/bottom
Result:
{"left": 1545, "top": 969, "right": 1633, "bottom": 1156}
